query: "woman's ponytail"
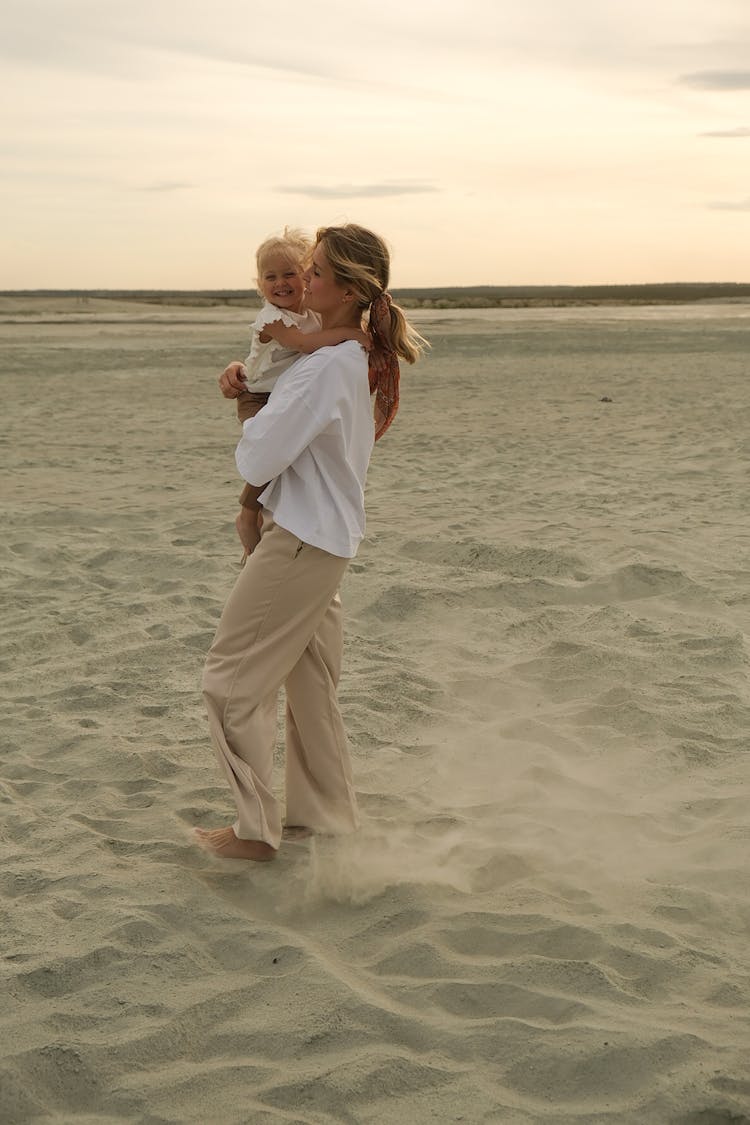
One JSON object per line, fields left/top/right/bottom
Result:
{"left": 316, "top": 224, "right": 429, "bottom": 437}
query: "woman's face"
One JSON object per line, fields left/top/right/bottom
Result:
{"left": 303, "top": 242, "right": 350, "bottom": 319}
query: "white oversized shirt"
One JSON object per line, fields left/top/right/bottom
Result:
{"left": 243, "top": 302, "right": 322, "bottom": 393}
{"left": 235, "top": 341, "right": 374, "bottom": 558}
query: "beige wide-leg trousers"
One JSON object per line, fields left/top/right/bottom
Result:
{"left": 202, "top": 512, "right": 359, "bottom": 849}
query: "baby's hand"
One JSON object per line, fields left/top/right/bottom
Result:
{"left": 352, "top": 328, "right": 371, "bottom": 351}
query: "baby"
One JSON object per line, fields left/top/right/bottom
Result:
{"left": 227, "top": 228, "right": 368, "bottom": 559}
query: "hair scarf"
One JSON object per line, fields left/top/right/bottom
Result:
{"left": 367, "top": 291, "right": 400, "bottom": 440}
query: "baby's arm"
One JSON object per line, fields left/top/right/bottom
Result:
{"left": 260, "top": 320, "right": 369, "bottom": 353}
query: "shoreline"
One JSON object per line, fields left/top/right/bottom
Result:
{"left": 2, "top": 292, "right": 750, "bottom": 328}
{"left": 2, "top": 281, "right": 750, "bottom": 316}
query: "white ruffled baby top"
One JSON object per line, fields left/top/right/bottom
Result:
{"left": 243, "top": 302, "right": 322, "bottom": 393}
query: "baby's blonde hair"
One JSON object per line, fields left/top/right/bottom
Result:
{"left": 255, "top": 227, "right": 312, "bottom": 293}
{"left": 315, "top": 224, "right": 428, "bottom": 363}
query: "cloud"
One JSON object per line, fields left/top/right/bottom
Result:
{"left": 153, "top": 38, "right": 341, "bottom": 84}
{"left": 708, "top": 197, "right": 750, "bottom": 211}
{"left": 137, "top": 181, "right": 193, "bottom": 192}
{"left": 699, "top": 126, "right": 750, "bottom": 137}
{"left": 275, "top": 182, "right": 439, "bottom": 200}
{"left": 0, "top": 2, "right": 339, "bottom": 83}
{"left": 680, "top": 70, "right": 750, "bottom": 89}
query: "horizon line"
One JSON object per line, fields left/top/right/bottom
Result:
{"left": 2, "top": 282, "right": 750, "bottom": 296}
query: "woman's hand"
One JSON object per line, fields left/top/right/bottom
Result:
{"left": 218, "top": 362, "right": 248, "bottom": 399}
{"left": 235, "top": 508, "right": 261, "bottom": 563}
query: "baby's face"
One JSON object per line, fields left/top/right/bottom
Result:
{"left": 258, "top": 255, "right": 305, "bottom": 311}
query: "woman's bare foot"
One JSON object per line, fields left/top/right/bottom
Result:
{"left": 194, "top": 826, "right": 276, "bottom": 862}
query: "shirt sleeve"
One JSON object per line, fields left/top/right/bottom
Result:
{"left": 254, "top": 304, "right": 304, "bottom": 332}
{"left": 234, "top": 352, "right": 338, "bottom": 485}
{"left": 243, "top": 305, "right": 281, "bottom": 384}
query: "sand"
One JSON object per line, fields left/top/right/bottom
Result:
{"left": 1, "top": 295, "right": 750, "bottom": 1124}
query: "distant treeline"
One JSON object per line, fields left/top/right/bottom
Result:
{"left": 391, "top": 282, "right": 750, "bottom": 308}
{"left": 3, "top": 283, "right": 750, "bottom": 309}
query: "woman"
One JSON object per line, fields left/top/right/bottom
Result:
{"left": 196, "top": 224, "right": 427, "bottom": 861}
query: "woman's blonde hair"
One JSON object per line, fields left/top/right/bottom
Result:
{"left": 255, "top": 227, "right": 312, "bottom": 293}
{"left": 315, "top": 224, "right": 428, "bottom": 363}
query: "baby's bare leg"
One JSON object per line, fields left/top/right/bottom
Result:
{"left": 234, "top": 391, "right": 270, "bottom": 560}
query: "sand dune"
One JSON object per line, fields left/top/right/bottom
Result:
{"left": 1, "top": 297, "right": 750, "bottom": 1123}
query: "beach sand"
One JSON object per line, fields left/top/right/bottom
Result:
{"left": 1, "top": 296, "right": 749, "bottom": 1123}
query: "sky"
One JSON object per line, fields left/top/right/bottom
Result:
{"left": 2, "top": 0, "right": 749, "bottom": 289}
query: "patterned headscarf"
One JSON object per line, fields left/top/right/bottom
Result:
{"left": 367, "top": 291, "right": 400, "bottom": 440}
